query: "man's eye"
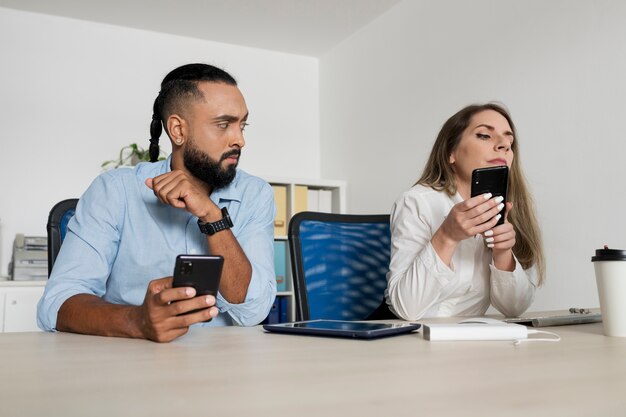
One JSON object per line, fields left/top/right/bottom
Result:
{"left": 240, "top": 122, "right": 249, "bottom": 132}
{"left": 217, "top": 122, "right": 229, "bottom": 129}
{"left": 476, "top": 133, "right": 490, "bottom": 139}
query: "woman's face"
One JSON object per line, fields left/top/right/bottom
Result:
{"left": 449, "top": 109, "right": 515, "bottom": 187}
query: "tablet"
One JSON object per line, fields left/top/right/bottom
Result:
{"left": 263, "top": 320, "right": 421, "bottom": 339}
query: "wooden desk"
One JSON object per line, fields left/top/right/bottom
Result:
{"left": 1, "top": 321, "right": 625, "bottom": 417}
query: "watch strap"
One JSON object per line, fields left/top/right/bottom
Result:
{"left": 197, "top": 207, "right": 233, "bottom": 235}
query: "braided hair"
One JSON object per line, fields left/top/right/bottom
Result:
{"left": 149, "top": 63, "right": 238, "bottom": 162}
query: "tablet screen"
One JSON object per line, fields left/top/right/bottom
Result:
{"left": 290, "top": 321, "right": 398, "bottom": 331}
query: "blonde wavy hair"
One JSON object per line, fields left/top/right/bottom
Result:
{"left": 417, "top": 103, "right": 545, "bottom": 284}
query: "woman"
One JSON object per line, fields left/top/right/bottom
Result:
{"left": 385, "top": 103, "right": 544, "bottom": 321}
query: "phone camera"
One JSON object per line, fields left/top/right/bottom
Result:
{"left": 181, "top": 261, "right": 193, "bottom": 275}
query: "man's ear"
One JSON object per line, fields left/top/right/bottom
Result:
{"left": 167, "top": 114, "right": 186, "bottom": 146}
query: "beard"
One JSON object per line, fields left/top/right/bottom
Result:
{"left": 183, "top": 139, "right": 240, "bottom": 190}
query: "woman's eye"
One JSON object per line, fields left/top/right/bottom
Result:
{"left": 476, "top": 133, "right": 490, "bottom": 139}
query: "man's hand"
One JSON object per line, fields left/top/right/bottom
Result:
{"left": 146, "top": 171, "right": 219, "bottom": 220}
{"left": 134, "top": 277, "right": 219, "bottom": 343}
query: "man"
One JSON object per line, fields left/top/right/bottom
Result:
{"left": 38, "top": 63, "right": 277, "bottom": 342}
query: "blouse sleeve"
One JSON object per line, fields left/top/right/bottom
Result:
{"left": 386, "top": 192, "right": 461, "bottom": 321}
{"left": 489, "top": 257, "right": 538, "bottom": 317}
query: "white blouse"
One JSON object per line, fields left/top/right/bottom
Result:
{"left": 385, "top": 184, "right": 538, "bottom": 321}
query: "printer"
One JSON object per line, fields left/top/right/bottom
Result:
{"left": 9, "top": 234, "right": 48, "bottom": 281}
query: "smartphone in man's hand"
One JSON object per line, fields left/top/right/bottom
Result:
{"left": 172, "top": 255, "right": 223, "bottom": 319}
{"left": 471, "top": 166, "right": 509, "bottom": 226}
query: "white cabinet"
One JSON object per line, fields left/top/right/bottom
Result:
{"left": 0, "top": 281, "right": 45, "bottom": 332}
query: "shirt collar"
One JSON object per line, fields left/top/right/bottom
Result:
{"left": 211, "top": 171, "right": 242, "bottom": 203}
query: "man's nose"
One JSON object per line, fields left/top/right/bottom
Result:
{"left": 230, "top": 127, "right": 245, "bottom": 149}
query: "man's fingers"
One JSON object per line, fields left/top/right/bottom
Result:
{"left": 147, "top": 277, "right": 174, "bottom": 294}
{"left": 147, "top": 171, "right": 194, "bottom": 209}
{"left": 165, "top": 189, "right": 188, "bottom": 209}
{"left": 166, "top": 294, "right": 216, "bottom": 315}
{"left": 151, "top": 176, "right": 180, "bottom": 205}
{"left": 170, "top": 305, "right": 219, "bottom": 327}
{"left": 154, "top": 286, "right": 198, "bottom": 305}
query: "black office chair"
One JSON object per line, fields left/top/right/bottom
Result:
{"left": 47, "top": 198, "right": 79, "bottom": 277}
{"left": 288, "top": 211, "right": 391, "bottom": 321}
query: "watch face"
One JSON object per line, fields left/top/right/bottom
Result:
{"left": 221, "top": 207, "right": 233, "bottom": 227}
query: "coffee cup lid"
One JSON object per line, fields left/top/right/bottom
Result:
{"left": 591, "top": 246, "right": 626, "bottom": 262}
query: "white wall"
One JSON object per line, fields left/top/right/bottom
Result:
{"left": 320, "top": 0, "right": 626, "bottom": 311}
{"left": 0, "top": 7, "right": 320, "bottom": 276}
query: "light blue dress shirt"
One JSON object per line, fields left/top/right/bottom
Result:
{"left": 38, "top": 156, "right": 277, "bottom": 331}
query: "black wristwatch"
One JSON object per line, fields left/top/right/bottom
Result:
{"left": 197, "top": 207, "right": 233, "bottom": 235}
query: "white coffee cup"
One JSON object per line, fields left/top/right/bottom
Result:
{"left": 592, "top": 247, "right": 626, "bottom": 337}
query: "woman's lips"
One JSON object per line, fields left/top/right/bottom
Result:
{"left": 488, "top": 159, "right": 507, "bottom": 166}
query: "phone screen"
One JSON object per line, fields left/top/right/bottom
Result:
{"left": 470, "top": 166, "right": 509, "bottom": 226}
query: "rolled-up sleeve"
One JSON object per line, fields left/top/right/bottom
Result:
{"left": 37, "top": 174, "right": 123, "bottom": 331}
{"left": 216, "top": 182, "right": 277, "bottom": 326}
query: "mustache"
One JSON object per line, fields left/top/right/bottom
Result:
{"left": 220, "top": 149, "right": 241, "bottom": 162}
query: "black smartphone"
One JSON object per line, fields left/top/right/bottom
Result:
{"left": 172, "top": 254, "right": 223, "bottom": 318}
{"left": 470, "top": 166, "right": 509, "bottom": 226}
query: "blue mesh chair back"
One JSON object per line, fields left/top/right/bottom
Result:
{"left": 288, "top": 212, "right": 390, "bottom": 321}
{"left": 47, "top": 198, "right": 79, "bottom": 277}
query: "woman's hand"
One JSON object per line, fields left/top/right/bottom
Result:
{"left": 438, "top": 193, "right": 504, "bottom": 243}
{"left": 431, "top": 193, "right": 505, "bottom": 266}
{"left": 484, "top": 202, "right": 516, "bottom": 271}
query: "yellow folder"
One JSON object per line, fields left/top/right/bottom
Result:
{"left": 272, "top": 185, "right": 287, "bottom": 236}
{"left": 294, "top": 185, "right": 308, "bottom": 214}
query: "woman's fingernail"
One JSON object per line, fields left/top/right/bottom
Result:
{"left": 495, "top": 214, "right": 502, "bottom": 221}
{"left": 497, "top": 203, "right": 504, "bottom": 211}
{"left": 494, "top": 196, "right": 504, "bottom": 204}
{"left": 484, "top": 230, "right": 494, "bottom": 237}
{"left": 485, "top": 237, "right": 494, "bottom": 243}
{"left": 487, "top": 243, "right": 494, "bottom": 248}
{"left": 483, "top": 193, "right": 492, "bottom": 200}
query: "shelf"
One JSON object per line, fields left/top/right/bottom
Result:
{"left": 263, "top": 176, "right": 346, "bottom": 324}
